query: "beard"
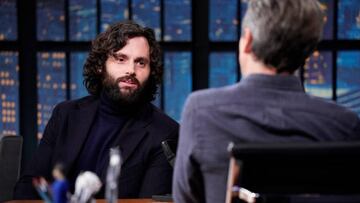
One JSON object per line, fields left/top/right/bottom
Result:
{"left": 102, "top": 73, "right": 152, "bottom": 107}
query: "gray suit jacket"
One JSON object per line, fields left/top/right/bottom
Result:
{"left": 173, "top": 74, "right": 360, "bottom": 203}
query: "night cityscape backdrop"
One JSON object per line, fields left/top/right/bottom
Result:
{"left": 0, "top": 0, "right": 359, "bottom": 139}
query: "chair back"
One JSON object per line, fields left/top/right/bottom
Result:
{"left": 0, "top": 135, "right": 23, "bottom": 202}
{"left": 226, "top": 142, "right": 360, "bottom": 203}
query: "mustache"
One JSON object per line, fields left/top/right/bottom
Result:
{"left": 115, "top": 75, "right": 140, "bottom": 86}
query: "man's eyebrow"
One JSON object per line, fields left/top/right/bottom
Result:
{"left": 112, "top": 53, "right": 128, "bottom": 59}
{"left": 134, "top": 57, "right": 150, "bottom": 63}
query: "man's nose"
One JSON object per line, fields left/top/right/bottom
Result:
{"left": 124, "top": 62, "right": 135, "bottom": 75}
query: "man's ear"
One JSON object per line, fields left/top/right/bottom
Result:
{"left": 242, "top": 28, "right": 253, "bottom": 53}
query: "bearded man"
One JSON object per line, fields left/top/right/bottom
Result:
{"left": 15, "top": 21, "right": 179, "bottom": 199}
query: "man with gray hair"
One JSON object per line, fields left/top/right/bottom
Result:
{"left": 173, "top": 0, "right": 360, "bottom": 202}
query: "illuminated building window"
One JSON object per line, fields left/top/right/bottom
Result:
{"left": 164, "top": 52, "right": 192, "bottom": 121}
{"left": 100, "top": 0, "right": 128, "bottom": 32}
{"left": 337, "top": 51, "right": 360, "bottom": 116}
{"left": 164, "top": 0, "right": 192, "bottom": 41}
{"left": 0, "top": 52, "right": 19, "bottom": 135}
{"left": 37, "top": 0, "right": 65, "bottom": 41}
{"left": 70, "top": 52, "right": 89, "bottom": 99}
{"left": 37, "top": 52, "right": 66, "bottom": 139}
{"left": 132, "top": 0, "right": 161, "bottom": 40}
{"left": 209, "top": 52, "right": 238, "bottom": 88}
{"left": 209, "top": 0, "right": 238, "bottom": 41}
{"left": 0, "top": 0, "right": 17, "bottom": 41}
{"left": 338, "top": 0, "right": 360, "bottom": 39}
{"left": 69, "top": 0, "right": 97, "bottom": 41}
{"left": 319, "top": 0, "right": 334, "bottom": 40}
{"left": 304, "top": 51, "right": 333, "bottom": 99}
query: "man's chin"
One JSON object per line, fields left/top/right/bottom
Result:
{"left": 116, "top": 89, "right": 143, "bottom": 104}
{"left": 120, "top": 89, "right": 137, "bottom": 97}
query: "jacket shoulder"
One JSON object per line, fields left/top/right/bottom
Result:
{"left": 151, "top": 105, "right": 179, "bottom": 129}
{"left": 147, "top": 105, "right": 179, "bottom": 139}
{"left": 186, "top": 84, "right": 238, "bottom": 110}
{"left": 55, "top": 95, "right": 97, "bottom": 111}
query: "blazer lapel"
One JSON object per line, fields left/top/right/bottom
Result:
{"left": 117, "top": 120, "right": 148, "bottom": 165}
{"left": 62, "top": 98, "right": 99, "bottom": 169}
{"left": 118, "top": 104, "right": 154, "bottom": 164}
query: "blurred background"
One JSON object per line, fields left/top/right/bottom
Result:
{"left": 0, "top": 0, "right": 359, "bottom": 168}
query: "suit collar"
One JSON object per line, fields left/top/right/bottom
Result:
{"left": 240, "top": 74, "right": 304, "bottom": 92}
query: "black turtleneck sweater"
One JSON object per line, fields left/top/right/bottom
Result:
{"left": 71, "top": 91, "right": 129, "bottom": 184}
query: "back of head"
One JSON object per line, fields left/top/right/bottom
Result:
{"left": 242, "top": 0, "right": 325, "bottom": 73}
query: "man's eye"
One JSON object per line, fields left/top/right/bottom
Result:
{"left": 137, "top": 61, "right": 146, "bottom": 66}
{"left": 115, "top": 57, "right": 125, "bottom": 62}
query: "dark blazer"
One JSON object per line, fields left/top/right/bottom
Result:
{"left": 14, "top": 96, "right": 179, "bottom": 199}
{"left": 173, "top": 74, "right": 360, "bottom": 203}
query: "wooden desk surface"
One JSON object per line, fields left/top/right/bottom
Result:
{"left": 7, "top": 199, "right": 172, "bottom": 203}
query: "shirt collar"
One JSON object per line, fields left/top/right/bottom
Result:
{"left": 240, "top": 74, "right": 304, "bottom": 92}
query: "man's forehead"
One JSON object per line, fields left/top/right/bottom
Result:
{"left": 113, "top": 37, "right": 150, "bottom": 57}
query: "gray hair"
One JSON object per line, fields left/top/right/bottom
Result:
{"left": 242, "top": 0, "right": 325, "bottom": 73}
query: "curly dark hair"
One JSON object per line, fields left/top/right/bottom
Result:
{"left": 83, "top": 21, "right": 163, "bottom": 100}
